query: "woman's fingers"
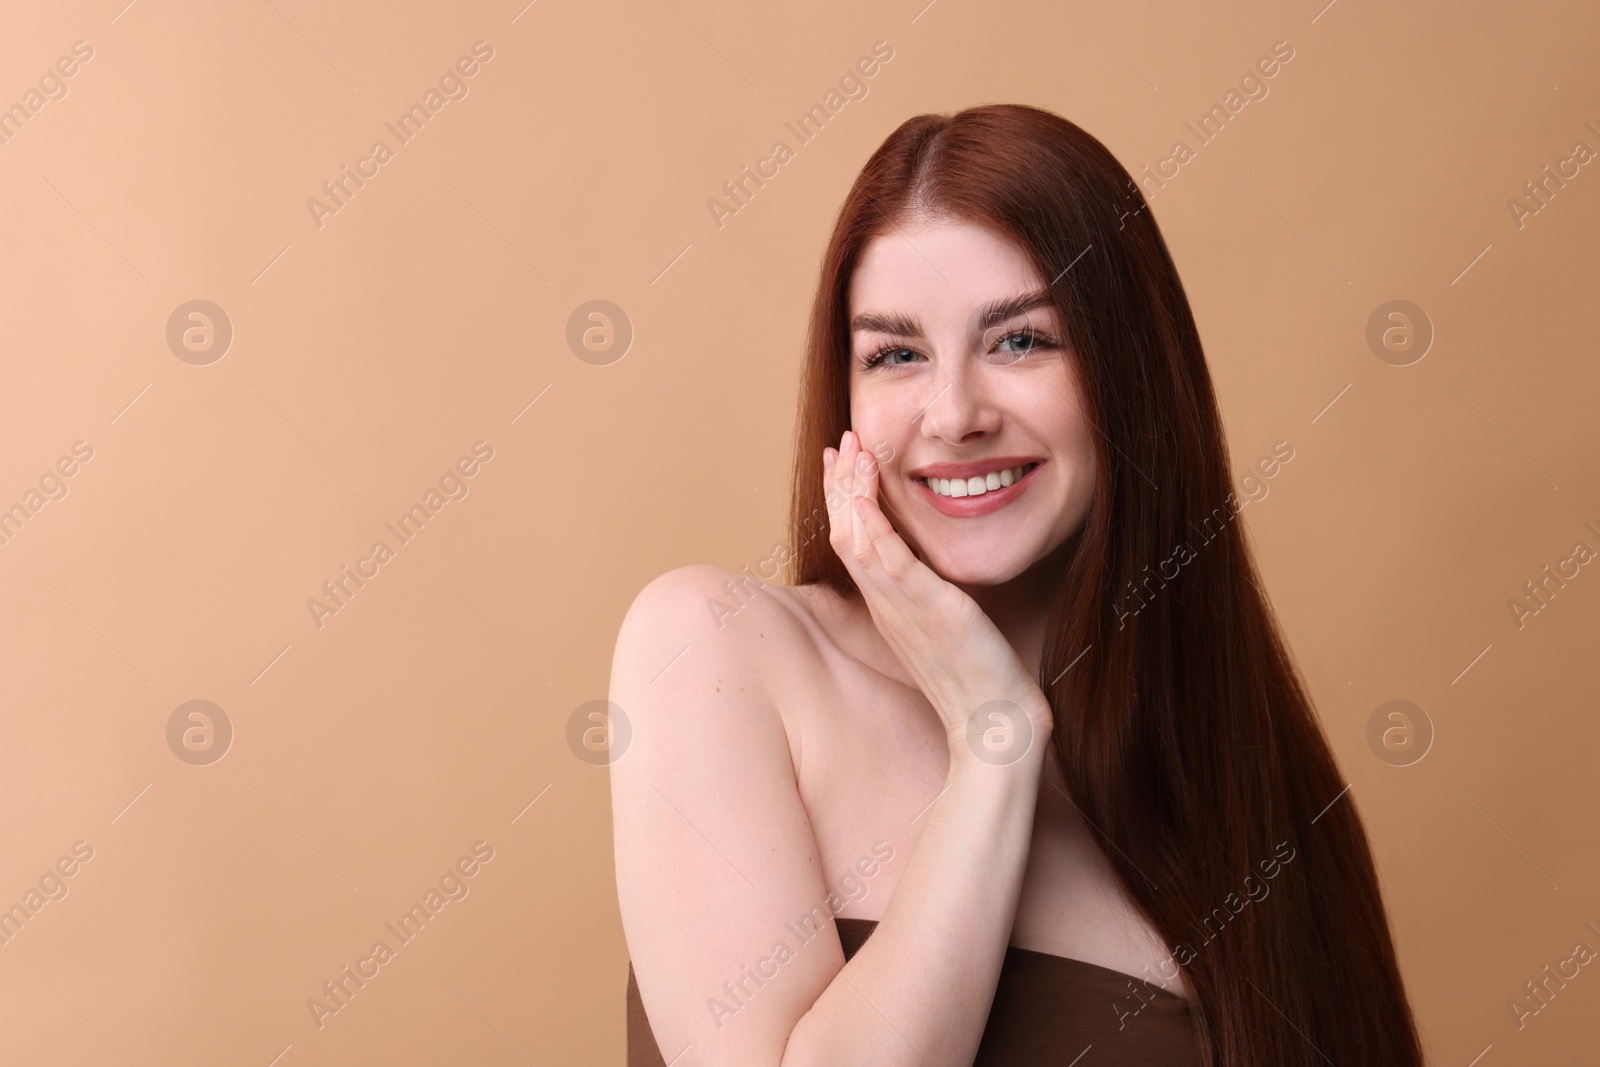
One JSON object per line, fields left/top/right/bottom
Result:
{"left": 850, "top": 431, "right": 877, "bottom": 497}
{"left": 842, "top": 439, "right": 943, "bottom": 630}
{"left": 848, "top": 438, "right": 875, "bottom": 563}
{"left": 828, "top": 431, "right": 923, "bottom": 604}
{"left": 846, "top": 437, "right": 922, "bottom": 586}
{"left": 851, "top": 493, "right": 917, "bottom": 584}
{"left": 824, "top": 436, "right": 865, "bottom": 572}
{"left": 826, "top": 433, "right": 863, "bottom": 537}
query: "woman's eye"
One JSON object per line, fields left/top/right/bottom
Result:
{"left": 862, "top": 346, "right": 920, "bottom": 369}
{"left": 997, "top": 330, "right": 1039, "bottom": 353}
{"left": 991, "top": 328, "right": 1058, "bottom": 360}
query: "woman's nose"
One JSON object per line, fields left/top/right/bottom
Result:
{"left": 918, "top": 364, "right": 999, "bottom": 443}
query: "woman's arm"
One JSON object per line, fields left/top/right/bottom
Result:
{"left": 782, "top": 717, "right": 1051, "bottom": 1067}
{"left": 610, "top": 564, "right": 1052, "bottom": 1067}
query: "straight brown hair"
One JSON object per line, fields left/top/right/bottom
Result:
{"left": 784, "top": 104, "right": 1424, "bottom": 1065}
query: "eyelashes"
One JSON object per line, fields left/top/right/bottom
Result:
{"left": 857, "top": 325, "right": 1059, "bottom": 370}
{"left": 858, "top": 343, "right": 917, "bottom": 370}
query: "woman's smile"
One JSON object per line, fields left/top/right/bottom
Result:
{"left": 908, "top": 459, "right": 1045, "bottom": 517}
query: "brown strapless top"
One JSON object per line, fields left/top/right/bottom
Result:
{"left": 627, "top": 916, "right": 1202, "bottom": 1065}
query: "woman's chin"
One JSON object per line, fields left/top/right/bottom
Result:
{"left": 920, "top": 552, "right": 1032, "bottom": 589}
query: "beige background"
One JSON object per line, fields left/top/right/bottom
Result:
{"left": 1, "top": 0, "right": 1596, "bottom": 1063}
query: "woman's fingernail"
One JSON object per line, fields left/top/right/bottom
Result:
{"left": 824, "top": 449, "right": 835, "bottom": 472}
{"left": 856, "top": 451, "right": 871, "bottom": 474}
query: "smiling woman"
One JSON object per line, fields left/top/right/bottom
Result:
{"left": 610, "top": 104, "right": 1425, "bottom": 1066}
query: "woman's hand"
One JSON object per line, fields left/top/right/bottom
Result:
{"left": 824, "top": 430, "right": 1054, "bottom": 765}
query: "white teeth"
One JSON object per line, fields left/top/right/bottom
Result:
{"left": 923, "top": 463, "right": 1036, "bottom": 498}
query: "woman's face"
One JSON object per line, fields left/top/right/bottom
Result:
{"left": 846, "top": 215, "right": 1098, "bottom": 587}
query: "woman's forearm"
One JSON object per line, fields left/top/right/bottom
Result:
{"left": 778, "top": 735, "right": 1051, "bottom": 1067}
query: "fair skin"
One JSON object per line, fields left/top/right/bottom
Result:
{"left": 610, "top": 217, "right": 1188, "bottom": 1067}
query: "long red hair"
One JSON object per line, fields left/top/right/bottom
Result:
{"left": 784, "top": 104, "right": 1423, "bottom": 1066}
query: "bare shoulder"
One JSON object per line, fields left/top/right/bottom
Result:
{"left": 608, "top": 564, "right": 852, "bottom": 1064}
{"left": 612, "top": 564, "right": 839, "bottom": 697}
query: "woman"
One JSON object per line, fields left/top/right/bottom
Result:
{"left": 610, "top": 104, "right": 1424, "bottom": 1066}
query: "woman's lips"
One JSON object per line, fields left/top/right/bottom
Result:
{"left": 912, "top": 461, "right": 1043, "bottom": 518}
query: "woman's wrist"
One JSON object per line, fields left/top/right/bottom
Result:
{"left": 943, "top": 690, "right": 1054, "bottom": 774}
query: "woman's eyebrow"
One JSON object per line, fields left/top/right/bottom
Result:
{"left": 976, "top": 288, "right": 1053, "bottom": 329}
{"left": 849, "top": 288, "right": 1054, "bottom": 337}
{"left": 849, "top": 308, "right": 921, "bottom": 336}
